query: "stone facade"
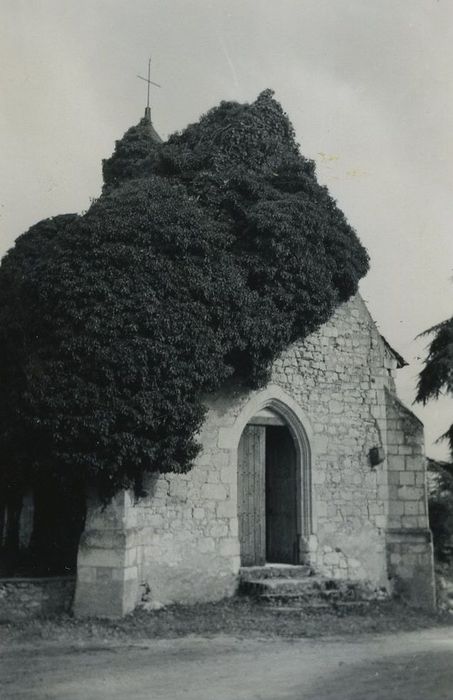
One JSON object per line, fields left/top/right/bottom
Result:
{"left": 74, "top": 294, "right": 435, "bottom": 617}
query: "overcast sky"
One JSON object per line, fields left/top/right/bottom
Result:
{"left": 1, "top": 0, "right": 452, "bottom": 458}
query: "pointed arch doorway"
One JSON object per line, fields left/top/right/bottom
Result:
{"left": 237, "top": 406, "right": 308, "bottom": 567}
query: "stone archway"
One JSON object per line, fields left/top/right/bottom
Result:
{"left": 219, "top": 385, "right": 313, "bottom": 567}
{"left": 238, "top": 410, "right": 299, "bottom": 565}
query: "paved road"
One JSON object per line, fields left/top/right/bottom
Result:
{"left": 1, "top": 628, "right": 453, "bottom": 699}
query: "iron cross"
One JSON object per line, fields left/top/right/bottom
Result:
{"left": 137, "top": 57, "right": 161, "bottom": 109}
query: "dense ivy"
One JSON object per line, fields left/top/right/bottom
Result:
{"left": 0, "top": 91, "right": 369, "bottom": 501}
{"left": 102, "top": 115, "right": 162, "bottom": 189}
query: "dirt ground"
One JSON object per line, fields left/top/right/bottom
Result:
{"left": 2, "top": 601, "right": 453, "bottom": 699}
{"left": 2, "top": 628, "right": 453, "bottom": 699}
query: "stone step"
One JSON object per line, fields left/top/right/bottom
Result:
{"left": 267, "top": 600, "right": 373, "bottom": 613}
{"left": 258, "top": 587, "right": 369, "bottom": 603}
{"left": 239, "top": 569, "right": 388, "bottom": 609}
{"left": 241, "top": 576, "right": 365, "bottom": 595}
{"left": 242, "top": 582, "right": 368, "bottom": 602}
{"left": 240, "top": 577, "right": 320, "bottom": 595}
{"left": 239, "top": 565, "right": 313, "bottom": 582}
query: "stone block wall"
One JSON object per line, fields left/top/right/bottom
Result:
{"left": 385, "top": 391, "right": 435, "bottom": 609}
{"left": 269, "top": 294, "right": 390, "bottom": 586}
{"left": 134, "top": 465, "right": 240, "bottom": 608}
{"left": 0, "top": 576, "right": 75, "bottom": 621}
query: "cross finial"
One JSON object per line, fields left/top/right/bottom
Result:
{"left": 137, "top": 57, "right": 161, "bottom": 121}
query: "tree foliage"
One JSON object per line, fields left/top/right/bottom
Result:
{"left": 427, "top": 459, "right": 453, "bottom": 561}
{"left": 416, "top": 314, "right": 453, "bottom": 455}
{"left": 0, "top": 91, "right": 369, "bottom": 502}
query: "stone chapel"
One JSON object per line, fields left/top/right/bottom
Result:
{"left": 71, "top": 110, "right": 435, "bottom": 618}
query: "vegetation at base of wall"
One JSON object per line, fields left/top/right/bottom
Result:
{"left": 427, "top": 459, "right": 453, "bottom": 562}
{"left": 2, "top": 598, "right": 449, "bottom": 645}
{"left": 0, "top": 90, "right": 369, "bottom": 515}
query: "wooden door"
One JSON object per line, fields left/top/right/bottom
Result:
{"left": 265, "top": 425, "right": 298, "bottom": 564}
{"left": 237, "top": 425, "right": 266, "bottom": 566}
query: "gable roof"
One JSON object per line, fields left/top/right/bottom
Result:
{"left": 381, "top": 335, "right": 408, "bottom": 368}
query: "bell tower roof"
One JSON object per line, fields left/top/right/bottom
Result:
{"left": 141, "top": 106, "right": 163, "bottom": 144}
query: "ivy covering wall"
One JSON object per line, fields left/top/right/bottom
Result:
{"left": 0, "top": 91, "right": 369, "bottom": 503}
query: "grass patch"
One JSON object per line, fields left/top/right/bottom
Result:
{"left": 2, "top": 597, "right": 452, "bottom": 646}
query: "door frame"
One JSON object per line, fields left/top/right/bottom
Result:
{"left": 225, "top": 386, "right": 313, "bottom": 565}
